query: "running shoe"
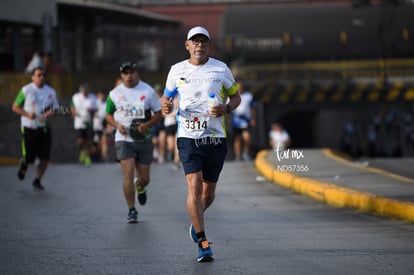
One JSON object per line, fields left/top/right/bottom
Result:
{"left": 134, "top": 178, "right": 147, "bottom": 205}
{"left": 189, "top": 224, "right": 198, "bottom": 243}
{"left": 17, "top": 161, "right": 27, "bottom": 180}
{"left": 137, "top": 189, "right": 147, "bottom": 205}
{"left": 242, "top": 152, "right": 251, "bottom": 162}
{"left": 197, "top": 239, "right": 214, "bottom": 262}
{"left": 172, "top": 162, "right": 181, "bottom": 170}
{"left": 32, "top": 179, "right": 45, "bottom": 191}
{"left": 78, "top": 151, "right": 86, "bottom": 163}
{"left": 127, "top": 208, "right": 138, "bottom": 223}
{"left": 84, "top": 156, "right": 91, "bottom": 166}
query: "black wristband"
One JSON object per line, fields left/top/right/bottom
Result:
{"left": 226, "top": 104, "right": 233, "bottom": 114}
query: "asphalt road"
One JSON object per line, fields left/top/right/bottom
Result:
{"left": 1, "top": 161, "right": 414, "bottom": 275}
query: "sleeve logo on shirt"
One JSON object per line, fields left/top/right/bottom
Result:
{"left": 140, "top": 95, "right": 146, "bottom": 101}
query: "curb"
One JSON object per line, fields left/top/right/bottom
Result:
{"left": 0, "top": 157, "right": 19, "bottom": 166}
{"left": 255, "top": 149, "right": 414, "bottom": 223}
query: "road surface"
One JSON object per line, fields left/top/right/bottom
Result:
{"left": 1, "top": 161, "right": 414, "bottom": 274}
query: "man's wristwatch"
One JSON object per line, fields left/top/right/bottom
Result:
{"left": 226, "top": 104, "right": 233, "bottom": 114}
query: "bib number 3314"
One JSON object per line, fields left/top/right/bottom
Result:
{"left": 184, "top": 115, "right": 208, "bottom": 131}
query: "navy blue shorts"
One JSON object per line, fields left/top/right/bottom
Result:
{"left": 151, "top": 119, "right": 165, "bottom": 137}
{"left": 177, "top": 137, "right": 227, "bottom": 183}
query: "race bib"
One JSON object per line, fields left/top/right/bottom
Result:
{"left": 180, "top": 112, "right": 209, "bottom": 131}
{"left": 124, "top": 101, "right": 145, "bottom": 119}
{"left": 118, "top": 101, "right": 145, "bottom": 125}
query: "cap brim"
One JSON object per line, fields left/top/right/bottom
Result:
{"left": 188, "top": 34, "right": 210, "bottom": 40}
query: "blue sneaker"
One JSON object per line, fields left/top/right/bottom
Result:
{"left": 197, "top": 239, "right": 214, "bottom": 262}
{"left": 189, "top": 224, "right": 198, "bottom": 243}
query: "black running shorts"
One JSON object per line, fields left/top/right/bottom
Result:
{"left": 21, "top": 127, "right": 52, "bottom": 163}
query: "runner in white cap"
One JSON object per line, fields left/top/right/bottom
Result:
{"left": 162, "top": 26, "right": 241, "bottom": 262}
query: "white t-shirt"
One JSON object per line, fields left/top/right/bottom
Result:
{"left": 93, "top": 98, "right": 106, "bottom": 131}
{"left": 14, "top": 83, "right": 59, "bottom": 129}
{"left": 71, "top": 92, "right": 97, "bottom": 129}
{"left": 165, "top": 57, "right": 238, "bottom": 139}
{"left": 232, "top": 91, "right": 254, "bottom": 129}
{"left": 107, "top": 81, "right": 161, "bottom": 142}
{"left": 233, "top": 92, "right": 253, "bottom": 118}
{"left": 270, "top": 130, "right": 290, "bottom": 149}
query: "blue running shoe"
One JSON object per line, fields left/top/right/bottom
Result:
{"left": 197, "top": 239, "right": 214, "bottom": 262}
{"left": 189, "top": 224, "right": 198, "bottom": 243}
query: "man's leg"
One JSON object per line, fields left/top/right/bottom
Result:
{"left": 233, "top": 132, "right": 241, "bottom": 160}
{"left": 135, "top": 162, "right": 149, "bottom": 205}
{"left": 135, "top": 163, "right": 150, "bottom": 190}
{"left": 186, "top": 172, "right": 216, "bottom": 234}
{"left": 31, "top": 159, "right": 48, "bottom": 190}
{"left": 18, "top": 128, "right": 30, "bottom": 180}
{"left": 120, "top": 158, "right": 136, "bottom": 207}
{"left": 77, "top": 135, "right": 86, "bottom": 163}
{"left": 36, "top": 160, "right": 48, "bottom": 180}
{"left": 120, "top": 158, "right": 139, "bottom": 223}
{"left": 32, "top": 128, "right": 52, "bottom": 191}
{"left": 186, "top": 171, "right": 216, "bottom": 262}
{"left": 186, "top": 171, "right": 204, "bottom": 233}
{"left": 242, "top": 129, "right": 251, "bottom": 160}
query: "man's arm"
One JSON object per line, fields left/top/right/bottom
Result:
{"left": 105, "top": 96, "right": 127, "bottom": 136}
{"left": 161, "top": 95, "right": 174, "bottom": 116}
{"left": 227, "top": 92, "right": 241, "bottom": 114}
{"left": 12, "top": 91, "right": 35, "bottom": 119}
{"left": 210, "top": 91, "right": 241, "bottom": 118}
{"left": 138, "top": 111, "right": 162, "bottom": 133}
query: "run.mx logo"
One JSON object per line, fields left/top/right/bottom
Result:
{"left": 274, "top": 142, "right": 304, "bottom": 162}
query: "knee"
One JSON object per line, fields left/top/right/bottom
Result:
{"left": 202, "top": 192, "right": 215, "bottom": 204}
{"left": 139, "top": 176, "right": 150, "bottom": 187}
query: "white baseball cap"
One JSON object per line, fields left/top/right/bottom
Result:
{"left": 187, "top": 26, "right": 210, "bottom": 40}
